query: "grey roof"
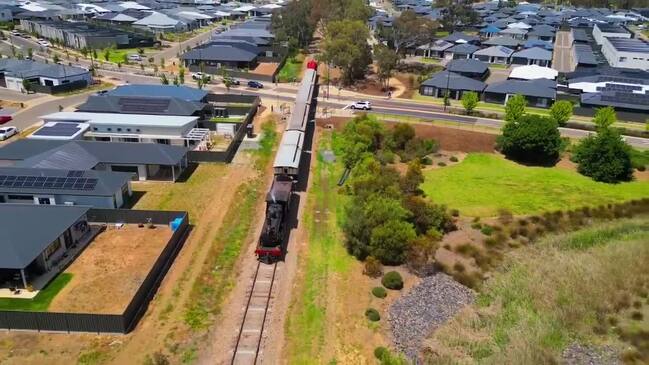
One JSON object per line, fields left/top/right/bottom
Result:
{"left": 607, "top": 38, "right": 649, "bottom": 54}
{"left": 483, "top": 36, "right": 523, "bottom": 47}
{"left": 473, "top": 45, "right": 514, "bottom": 58}
{"left": 78, "top": 95, "right": 206, "bottom": 116}
{"left": 0, "top": 166, "right": 131, "bottom": 196}
{"left": 447, "top": 43, "right": 480, "bottom": 55}
{"left": 442, "top": 32, "right": 479, "bottom": 43}
{"left": 581, "top": 92, "right": 649, "bottom": 111}
{"left": 418, "top": 39, "right": 453, "bottom": 51}
{"left": 512, "top": 46, "right": 553, "bottom": 60}
{"left": 133, "top": 11, "right": 183, "bottom": 27}
{"left": 573, "top": 44, "right": 599, "bottom": 66}
{"left": 0, "top": 204, "right": 90, "bottom": 269}
{"left": 421, "top": 71, "right": 486, "bottom": 92}
{"left": 484, "top": 79, "right": 556, "bottom": 99}
{"left": 0, "top": 59, "right": 89, "bottom": 79}
{"left": 107, "top": 85, "right": 208, "bottom": 102}
{"left": 181, "top": 44, "right": 258, "bottom": 62}
{"left": 0, "top": 140, "right": 187, "bottom": 167}
{"left": 447, "top": 59, "right": 489, "bottom": 74}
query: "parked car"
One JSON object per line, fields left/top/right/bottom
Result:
{"left": 127, "top": 54, "right": 142, "bottom": 62}
{"left": 191, "top": 72, "right": 211, "bottom": 81}
{"left": 0, "top": 126, "right": 18, "bottom": 141}
{"left": 0, "top": 115, "right": 12, "bottom": 124}
{"left": 247, "top": 80, "right": 264, "bottom": 89}
{"left": 350, "top": 101, "right": 372, "bottom": 110}
{"left": 37, "top": 39, "right": 50, "bottom": 47}
{"left": 223, "top": 76, "right": 240, "bottom": 85}
{"left": 10, "top": 30, "right": 20, "bottom": 36}
{"left": 20, "top": 33, "right": 30, "bottom": 38}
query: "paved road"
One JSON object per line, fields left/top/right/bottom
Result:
{"left": 10, "top": 93, "right": 92, "bottom": 130}
{"left": 0, "top": 87, "right": 42, "bottom": 102}
{"left": 553, "top": 31, "right": 573, "bottom": 73}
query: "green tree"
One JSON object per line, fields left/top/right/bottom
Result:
{"left": 138, "top": 48, "right": 145, "bottom": 55}
{"left": 52, "top": 54, "right": 59, "bottom": 63}
{"left": 178, "top": 67, "right": 185, "bottom": 84}
{"left": 403, "top": 196, "right": 453, "bottom": 235}
{"left": 336, "top": 115, "right": 385, "bottom": 168}
{"left": 440, "top": 0, "right": 479, "bottom": 29}
{"left": 380, "top": 10, "right": 438, "bottom": 55}
{"left": 572, "top": 109, "right": 633, "bottom": 183}
{"left": 549, "top": 100, "right": 573, "bottom": 127}
{"left": 400, "top": 160, "right": 424, "bottom": 196}
{"left": 321, "top": 19, "right": 372, "bottom": 85}
{"left": 391, "top": 123, "right": 415, "bottom": 150}
{"left": 504, "top": 94, "right": 527, "bottom": 123}
{"left": 22, "top": 79, "right": 32, "bottom": 94}
{"left": 497, "top": 114, "right": 563, "bottom": 166}
{"left": 369, "top": 219, "right": 416, "bottom": 265}
{"left": 27, "top": 48, "right": 33, "bottom": 59}
{"left": 160, "top": 73, "right": 169, "bottom": 85}
{"left": 172, "top": 75, "right": 179, "bottom": 86}
{"left": 92, "top": 48, "right": 98, "bottom": 60}
{"left": 122, "top": 53, "right": 128, "bottom": 64}
{"left": 103, "top": 48, "right": 110, "bottom": 61}
{"left": 271, "top": 0, "right": 316, "bottom": 49}
{"left": 374, "top": 44, "right": 399, "bottom": 91}
{"left": 461, "top": 91, "right": 479, "bottom": 115}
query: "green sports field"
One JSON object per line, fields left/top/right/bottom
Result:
{"left": 421, "top": 154, "right": 649, "bottom": 217}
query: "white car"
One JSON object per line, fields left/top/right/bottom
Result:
{"left": 37, "top": 39, "right": 50, "bottom": 47}
{"left": 127, "top": 54, "right": 142, "bottom": 62}
{"left": 350, "top": 101, "right": 372, "bottom": 110}
{"left": 0, "top": 126, "right": 18, "bottom": 141}
{"left": 191, "top": 72, "right": 211, "bottom": 81}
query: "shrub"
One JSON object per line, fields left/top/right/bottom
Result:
{"left": 450, "top": 209, "right": 460, "bottom": 217}
{"left": 471, "top": 222, "right": 482, "bottom": 230}
{"left": 372, "top": 286, "right": 387, "bottom": 299}
{"left": 453, "top": 262, "right": 466, "bottom": 272}
{"left": 480, "top": 225, "right": 494, "bottom": 236}
{"left": 631, "top": 311, "right": 643, "bottom": 321}
{"left": 484, "top": 238, "right": 497, "bottom": 247}
{"left": 421, "top": 156, "right": 433, "bottom": 165}
{"left": 363, "top": 256, "right": 383, "bottom": 278}
{"left": 381, "top": 271, "right": 404, "bottom": 290}
{"left": 437, "top": 162, "right": 447, "bottom": 167}
{"left": 365, "top": 308, "right": 381, "bottom": 321}
{"left": 498, "top": 209, "right": 513, "bottom": 225}
{"left": 497, "top": 114, "right": 563, "bottom": 166}
{"left": 449, "top": 156, "right": 459, "bottom": 162}
{"left": 374, "top": 346, "right": 389, "bottom": 360}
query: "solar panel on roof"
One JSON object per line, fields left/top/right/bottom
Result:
{"left": 33, "top": 123, "right": 82, "bottom": 137}
{"left": 0, "top": 175, "right": 99, "bottom": 191}
{"left": 119, "top": 97, "right": 172, "bottom": 113}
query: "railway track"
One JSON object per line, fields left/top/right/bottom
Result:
{"left": 230, "top": 261, "right": 278, "bottom": 365}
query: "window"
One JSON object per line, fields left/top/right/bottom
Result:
{"left": 619, "top": 57, "right": 627, "bottom": 62}
{"left": 126, "top": 128, "right": 131, "bottom": 132}
{"left": 93, "top": 127, "right": 98, "bottom": 131}
{"left": 107, "top": 128, "right": 112, "bottom": 131}
{"left": 8, "top": 194, "right": 33, "bottom": 201}
{"left": 43, "top": 239, "right": 62, "bottom": 260}
{"left": 117, "top": 128, "right": 122, "bottom": 132}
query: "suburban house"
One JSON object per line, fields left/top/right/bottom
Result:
{"left": 442, "top": 32, "right": 480, "bottom": 45}
{"left": 592, "top": 23, "right": 632, "bottom": 45}
{"left": 0, "top": 204, "right": 91, "bottom": 289}
{"left": 500, "top": 27, "right": 528, "bottom": 39}
{"left": 35, "top": 112, "right": 205, "bottom": 148}
{"left": 483, "top": 36, "right": 523, "bottom": 48}
{"left": 0, "top": 59, "right": 91, "bottom": 93}
{"left": 526, "top": 25, "right": 556, "bottom": 42}
{"left": 0, "top": 167, "right": 132, "bottom": 209}
{"left": 572, "top": 44, "right": 600, "bottom": 68}
{"left": 446, "top": 59, "right": 489, "bottom": 80}
{"left": 0, "top": 139, "right": 189, "bottom": 182}
{"left": 483, "top": 78, "right": 557, "bottom": 107}
{"left": 600, "top": 37, "right": 649, "bottom": 70}
{"left": 133, "top": 11, "right": 187, "bottom": 33}
{"left": 508, "top": 65, "right": 558, "bottom": 80}
{"left": 77, "top": 94, "right": 209, "bottom": 118}
{"left": 511, "top": 47, "right": 553, "bottom": 67}
{"left": 523, "top": 39, "right": 553, "bottom": 50}
{"left": 19, "top": 19, "right": 155, "bottom": 49}
{"left": 472, "top": 46, "right": 514, "bottom": 64}
{"left": 567, "top": 69, "right": 649, "bottom": 113}
{"left": 418, "top": 40, "right": 453, "bottom": 58}
{"left": 181, "top": 43, "right": 260, "bottom": 70}
{"left": 447, "top": 43, "right": 480, "bottom": 60}
{"left": 479, "top": 24, "right": 501, "bottom": 38}
{"left": 419, "top": 70, "right": 486, "bottom": 99}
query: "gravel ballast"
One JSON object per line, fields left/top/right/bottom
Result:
{"left": 388, "top": 273, "right": 475, "bottom": 359}
{"left": 562, "top": 343, "right": 621, "bottom": 365}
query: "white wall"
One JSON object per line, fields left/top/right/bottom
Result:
{"left": 593, "top": 24, "right": 631, "bottom": 45}
{"left": 601, "top": 37, "right": 649, "bottom": 70}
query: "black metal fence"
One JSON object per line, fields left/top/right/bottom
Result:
{"left": 188, "top": 95, "right": 260, "bottom": 163}
{"left": 29, "top": 80, "right": 88, "bottom": 95}
{"left": 0, "top": 208, "right": 189, "bottom": 334}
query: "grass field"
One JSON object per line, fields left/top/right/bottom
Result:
{"left": 99, "top": 48, "right": 153, "bottom": 64}
{"left": 428, "top": 218, "right": 649, "bottom": 364}
{"left": 285, "top": 131, "right": 354, "bottom": 364}
{"left": 277, "top": 54, "right": 304, "bottom": 83}
{"left": 421, "top": 154, "right": 649, "bottom": 217}
{"left": 0, "top": 273, "right": 72, "bottom": 311}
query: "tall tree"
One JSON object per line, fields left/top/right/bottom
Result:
{"left": 549, "top": 100, "right": 573, "bottom": 127}
{"left": 374, "top": 44, "right": 399, "bottom": 91}
{"left": 440, "top": 0, "right": 479, "bottom": 29}
{"left": 271, "top": 0, "right": 316, "bottom": 49}
{"left": 498, "top": 114, "right": 563, "bottom": 166}
{"left": 321, "top": 20, "right": 372, "bottom": 85}
{"left": 380, "top": 11, "right": 438, "bottom": 55}
{"left": 461, "top": 91, "right": 479, "bottom": 115}
{"left": 504, "top": 94, "right": 527, "bottom": 123}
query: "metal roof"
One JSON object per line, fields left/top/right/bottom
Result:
{"left": 0, "top": 59, "right": 89, "bottom": 79}
{"left": 41, "top": 112, "right": 199, "bottom": 128}
{"left": 483, "top": 36, "right": 524, "bottom": 47}
{"left": 29, "top": 122, "right": 90, "bottom": 140}
{"left": 447, "top": 59, "right": 489, "bottom": 74}
{"left": 512, "top": 46, "right": 553, "bottom": 60}
{"left": 581, "top": 92, "right": 649, "bottom": 111}
{"left": 273, "top": 143, "right": 301, "bottom": 169}
{"left": 0, "top": 166, "right": 131, "bottom": 196}
{"left": 442, "top": 32, "right": 479, "bottom": 44}
{"left": 485, "top": 79, "right": 557, "bottom": 99}
{"left": 473, "top": 45, "right": 514, "bottom": 57}
{"left": 78, "top": 95, "right": 206, "bottom": 116}
{"left": 0, "top": 139, "right": 187, "bottom": 167}
{"left": 448, "top": 43, "right": 480, "bottom": 55}
{"left": 573, "top": 44, "right": 599, "bottom": 66}
{"left": 0, "top": 204, "right": 90, "bottom": 269}
{"left": 181, "top": 44, "right": 258, "bottom": 62}
{"left": 107, "top": 85, "right": 208, "bottom": 102}
{"left": 509, "top": 65, "right": 558, "bottom": 80}
{"left": 607, "top": 38, "right": 649, "bottom": 54}
{"left": 421, "top": 71, "right": 487, "bottom": 92}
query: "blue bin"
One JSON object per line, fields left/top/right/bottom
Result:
{"left": 170, "top": 217, "right": 183, "bottom": 232}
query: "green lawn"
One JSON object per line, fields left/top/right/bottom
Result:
{"left": 209, "top": 117, "right": 245, "bottom": 123}
{"left": 421, "top": 153, "right": 649, "bottom": 217}
{"left": 99, "top": 48, "right": 153, "bottom": 64}
{"left": 277, "top": 55, "right": 304, "bottom": 83}
{"left": 0, "top": 273, "right": 72, "bottom": 311}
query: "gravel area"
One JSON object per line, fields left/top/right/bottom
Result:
{"left": 388, "top": 273, "right": 475, "bottom": 359}
{"left": 562, "top": 343, "right": 621, "bottom": 365}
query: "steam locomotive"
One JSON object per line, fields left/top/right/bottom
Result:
{"left": 255, "top": 60, "right": 318, "bottom": 261}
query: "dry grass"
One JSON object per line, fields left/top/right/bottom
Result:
{"left": 426, "top": 217, "right": 649, "bottom": 364}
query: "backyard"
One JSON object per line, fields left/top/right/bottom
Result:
{"left": 0, "top": 274, "right": 72, "bottom": 311}
{"left": 421, "top": 153, "right": 649, "bottom": 217}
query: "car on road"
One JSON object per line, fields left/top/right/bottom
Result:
{"left": 247, "top": 80, "right": 263, "bottom": 89}
{"left": 11, "top": 30, "right": 20, "bottom": 36}
{"left": 191, "top": 72, "right": 211, "bottom": 81}
{"left": 37, "top": 39, "right": 50, "bottom": 47}
{"left": 0, "top": 115, "right": 12, "bottom": 124}
{"left": 0, "top": 126, "right": 18, "bottom": 141}
{"left": 127, "top": 54, "right": 142, "bottom": 62}
{"left": 222, "top": 76, "right": 240, "bottom": 86}
{"left": 350, "top": 101, "right": 372, "bottom": 110}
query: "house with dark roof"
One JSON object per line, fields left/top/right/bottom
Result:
{"left": 483, "top": 78, "right": 557, "bottom": 107}
{"left": 446, "top": 59, "right": 489, "bottom": 80}
{"left": 419, "top": 71, "right": 486, "bottom": 99}
{"left": 0, "top": 204, "right": 92, "bottom": 289}
{"left": 0, "top": 167, "right": 132, "bottom": 209}
{"left": 483, "top": 36, "right": 523, "bottom": 48}
{"left": 181, "top": 43, "right": 260, "bottom": 70}
{"left": 78, "top": 95, "right": 209, "bottom": 117}
{"left": 447, "top": 43, "right": 480, "bottom": 60}
{"left": 0, "top": 59, "right": 91, "bottom": 93}
{"left": 107, "top": 85, "right": 208, "bottom": 102}
{"left": 472, "top": 46, "right": 514, "bottom": 64}
{"left": 418, "top": 40, "right": 453, "bottom": 58}
{"left": 511, "top": 47, "right": 553, "bottom": 67}
{"left": 442, "top": 32, "right": 480, "bottom": 45}
{"left": 0, "top": 139, "right": 189, "bottom": 182}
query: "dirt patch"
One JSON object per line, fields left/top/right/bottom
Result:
{"left": 49, "top": 224, "right": 172, "bottom": 314}
{"left": 317, "top": 117, "right": 496, "bottom": 153}
{"left": 635, "top": 169, "right": 649, "bottom": 182}
{"left": 252, "top": 62, "right": 280, "bottom": 77}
